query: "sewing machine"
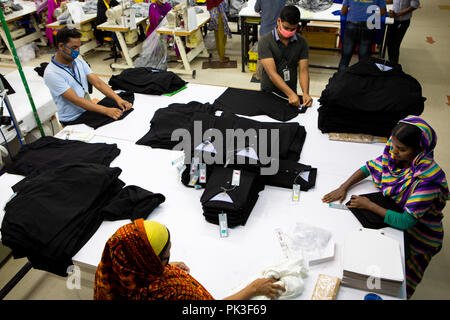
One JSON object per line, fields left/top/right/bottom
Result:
{"left": 167, "top": 2, "right": 189, "bottom": 30}
{"left": 105, "top": 2, "right": 138, "bottom": 45}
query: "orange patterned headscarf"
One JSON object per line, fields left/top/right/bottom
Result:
{"left": 94, "top": 219, "right": 214, "bottom": 300}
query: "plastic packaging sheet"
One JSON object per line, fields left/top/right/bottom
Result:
{"left": 135, "top": 18, "right": 168, "bottom": 70}
{"left": 276, "top": 222, "right": 333, "bottom": 265}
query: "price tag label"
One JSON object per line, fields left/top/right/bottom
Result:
{"left": 231, "top": 170, "right": 241, "bottom": 186}
{"left": 219, "top": 213, "right": 228, "bottom": 238}
{"left": 292, "top": 184, "right": 300, "bottom": 202}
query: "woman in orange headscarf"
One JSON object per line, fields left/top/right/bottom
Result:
{"left": 94, "top": 218, "right": 284, "bottom": 300}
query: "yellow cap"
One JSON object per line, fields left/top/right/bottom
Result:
{"left": 143, "top": 220, "right": 169, "bottom": 256}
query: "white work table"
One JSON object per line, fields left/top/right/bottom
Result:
{"left": 0, "top": 66, "right": 57, "bottom": 142}
{"left": 0, "top": 1, "right": 47, "bottom": 61}
{"left": 0, "top": 84, "right": 406, "bottom": 300}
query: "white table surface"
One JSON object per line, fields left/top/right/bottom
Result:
{"left": 0, "top": 84, "right": 406, "bottom": 300}
{"left": 3, "top": 66, "right": 57, "bottom": 134}
{"left": 3, "top": 1, "right": 37, "bottom": 23}
{"left": 239, "top": 0, "right": 394, "bottom": 24}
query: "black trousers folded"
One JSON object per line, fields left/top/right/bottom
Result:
{"left": 346, "top": 192, "right": 404, "bottom": 229}
{"left": 200, "top": 167, "right": 264, "bottom": 227}
{"left": 60, "top": 91, "right": 135, "bottom": 129}
{"left": 6, "top": 136, "right": 121, "bottom": 177}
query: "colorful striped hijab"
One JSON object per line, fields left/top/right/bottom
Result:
{"left": 94, "top": 219, "right": 214, "bottom": 300}
{"left": 366, "top": 115, "right": 449, "bottom": 209}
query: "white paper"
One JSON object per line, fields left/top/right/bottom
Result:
{"left": 210, "top": 192, "right": 234, "bottom": 203}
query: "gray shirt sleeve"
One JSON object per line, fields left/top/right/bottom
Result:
{"left": 297, "top": 36, "right": 309, "bottom": 61}
{"left": 258, "top": 34, "right": 274, "bottom": 60}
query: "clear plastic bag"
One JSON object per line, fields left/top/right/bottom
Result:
{"left": 277, "top": 222, "right": 333, "bottom": 265}
{"left": 134, "top": 18, "right": 168, "bottom": 70}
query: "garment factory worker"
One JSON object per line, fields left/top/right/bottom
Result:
{"left": 322, "top": 116, "right": 448, "bottom": 299}
{"left": 44, "top": 27, "right": 132, "bottom": 124}
{"left": 147, "top": 0, "right": 172, "bottom": 36}
{"left": 385, "top": 0, "right": 420, "bottom": 64}
{"left": 338, "top": 0, "right": 387, "bottom": 71}
{"left": 254, "top": 0, "right": 287, "bottom": 37}
{"left": 94, "top": 219, "right": 285, "bottom": 300}
{"left": 206, "top": 0, "right": 232, "bottom": 63}
{"left": 46, "top": 0, "right": 65, "bottom": 46}
{"left": 258, "top": 5, "right": 312, "bottom": 108}
{"left": 95, "top": 0, "right": 120, "bottom": 45}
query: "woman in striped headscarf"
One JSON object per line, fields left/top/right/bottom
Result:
{"left": 322, "top": 116, "right": 448, "bottom": 299}
{"left": 94, "top": 218, "right": 284, "bottom": 300}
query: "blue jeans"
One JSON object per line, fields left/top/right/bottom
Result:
{"left": 338, "top": 22, "right": 375, "bottom": 71}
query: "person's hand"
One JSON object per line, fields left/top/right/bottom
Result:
{"left": 288, "top": 94, "right": 301, "bottom": 108}
{"left": 250, "top": 278, "right": 285, "bottom": 300}
{"left": 116, "top": 98, "right": 132, "bottom": 111}
{"left": 322, "top": 186, "right": 348, "bottom": 203}
{"left": 102, "top": 106, "right": 123, "bottom": 120}
{"left": 389, "top": 10, "right": 396, "bottom": 18}
{"left": 302, "top": 94, "right": 313, "bottom": 107}
{"left": 346, "top": 195, "right": 373, "bottom": 210}
{"left": 170, "top": 262, "right": 190, "bottom": 273}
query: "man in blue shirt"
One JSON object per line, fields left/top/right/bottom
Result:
{"left": 255, "top": 0, "right": 287, "bottom": 37}
{"left": 44, "top": 27, "right": 132, "bottom": 124}
{"left": 338, "top": 0, "right": 387, "bottom": 71}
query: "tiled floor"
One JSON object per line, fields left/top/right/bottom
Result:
{"left": 1, "top": 0, "right": 449, "bottom": 300}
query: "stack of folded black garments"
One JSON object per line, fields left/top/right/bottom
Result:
{"left": 1, "top": 163, "right": 165, "bottom": 276}
{"left": 6, "top": 136, "right": 121, "bottom": 177}
{"left": 260, "top": 159, "right": 317, "bottom": 191}
{"left": 200, "top": 167, "right": 265, "bottom": 227}
{"left": 61, "top": 91, "right": 135, "bottom": 129}
{"left": 318, "top": 57, "right": 425, "bottom": 137}
{"left": 108, "top": 67, "right": 187, "bottom": 95}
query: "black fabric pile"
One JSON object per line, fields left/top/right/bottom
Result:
{"left": 346, "top": 192, "right": 404, "bottom": 229}
{"left": 136, "top": 101, "right": 216, "bottom": 149}
{"left": 6, "top": 136, "right": 120, "bottom": 177}
{"left": 200, "top": 167, "right": 265, "bottom": 227}
{"left": 108, "top": 67, "right": 187, "bottom": 95}
{"left": 318, "top": 57, "right": 425, "bottom": 137}
{"left": 61, "top": 91, "right": 135, "bottom": 129}
{"left": 260, "top": 159, "right": 317, "bottom": 191}
{"left": 1, "top": 163, "right": 165, "bottom": 276}
{"left": 213, "top": 87, "right": 306, "bottom": 122}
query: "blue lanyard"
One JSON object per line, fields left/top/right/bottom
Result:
{"left": 51, "top": 60, "right": 86, "bottom": 92}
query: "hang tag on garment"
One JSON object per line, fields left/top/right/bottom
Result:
{"left": 188, "top": 173, "right": 199, "bottom": 186}
{"left": 292, "top": 184, "right": 300, "bottom": 202}
{"left": 275, "top": 228, "right": 290, "bottom": 259}
{"left": 231, "top": 170, "right": 241, "bottom": 186}
{"left": 171, "top": 155, "right": 184, "bottom": 166}
{"left": 329, "top": 202, "right": 349, "bottom": 210}
{"left": 191, "top": 157, "right": 199, "bottom": 174}
{"left": 219, "top": 213, "right": 228, "bottom": 238}
{"left": 283, "top": 68, "right": 290, "bottom": 82}
{"left": 84, "top": 92, "right": 92, "bottom": 101}
{"left": 199, "top": 163, "right": 207, "bottom": 184}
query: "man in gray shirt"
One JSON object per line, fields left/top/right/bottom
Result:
{"left": 386, "top": 0, "right": 421, "bottom": 64}
{"left": 258, "top": 5, "right": 312, "bottom": 108}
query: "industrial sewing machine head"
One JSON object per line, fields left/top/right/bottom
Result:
{"left": 105, "top": 1, "right": 138, "bottom": 45}
{"left": 167, "top": 2, "right": 189, "bottom": 30}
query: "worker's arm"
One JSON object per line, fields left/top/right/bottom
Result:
{"left": 341, "top": 5, "right": 349, "bottom": 16}
{"left": 61, "top": 88, "right": 123, "bottom": 120}
{"left": 389, "top": 6, "right": 418, "bottom": 18}
{"left": 87, "top": 73, "right": 132, "bottom": 111}
{"left": 298, "top": 59, "right": 312, "bottom": 107}
{"left": 224, "top": 278, "right": 285, "bottom": 300}
{"left": 260, "top": 57, "right": 300, "bottom": 107}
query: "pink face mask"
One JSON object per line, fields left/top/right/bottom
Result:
{"left": 279, "top": 24, "right": 297, "bottom": 38}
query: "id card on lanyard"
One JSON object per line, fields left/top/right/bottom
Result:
{"left": 52, "top": 60, "right": 91, "bottom": 100}
{"left": 274, "top": 30, "right": 291, "bottom": 82}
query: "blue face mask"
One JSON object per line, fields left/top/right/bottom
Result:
{"left": 63, "top": 44, "right": 80, "bottom": 59}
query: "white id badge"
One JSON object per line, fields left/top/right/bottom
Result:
{"left": 283, "top": 68, "right": 290, "bottom": 82}
{"left": 84, "top": 92, "right": 91, "bottom": 101}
